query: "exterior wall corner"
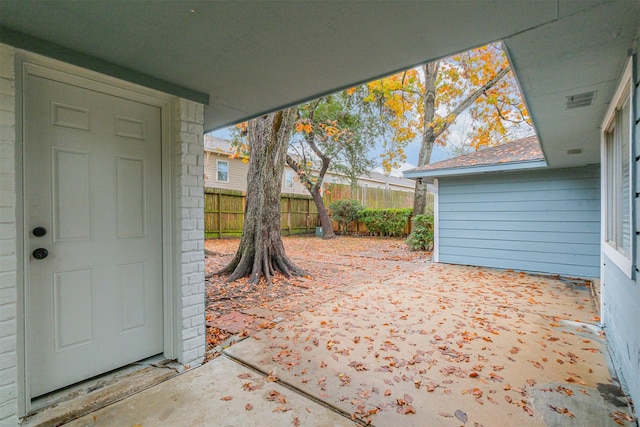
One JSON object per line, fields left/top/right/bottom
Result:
{"left": 0, "top": 42, "right": 19, "bottom": 425}
{"left": 172, "top": 99, "right": 206, "bottom": 367}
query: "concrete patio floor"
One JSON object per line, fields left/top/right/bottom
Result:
{"left": 65, "top": 263, "right": 635, "bottom": 426}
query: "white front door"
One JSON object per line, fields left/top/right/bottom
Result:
{"left": 25, "top": 72, "right": 164, "bottom": 397}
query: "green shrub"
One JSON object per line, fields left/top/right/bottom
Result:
{"left": 358, "top": 208, "right": 412, "bottom": 237}
{"left": 329, "top": 199, "right": 364, "bottom": 234}
{"left": 406, "top": 212, "right": 434, "bottom": 251}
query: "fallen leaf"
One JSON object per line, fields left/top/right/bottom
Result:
{"left": 528, "top": 360, "right": 544, "bottom": 370}
{"left": 397, "top": 404, "right": 416, "bottom": 415}
{"left": 265, "top": 371, "right": 278, "bottom": 382}
{"left": 454, "top": 409, "right": 468, "bottom": 423}
{"left": 220, "top": 396, "right": 233, "bottom": 401}
{"left": 245, "top": 403, "right": 253, "bottom": 411}
{"left": 489, "top": 372, "right": 504, "bottom": 382}
{"left": 549, "top": 405, "right": 575, "bottom": 417}
{"left": 610, "top": 411, "right": 635, "bottom": 425}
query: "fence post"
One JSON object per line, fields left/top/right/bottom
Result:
{"left": 288, "top": 196, "right": 292, "bottom": 235}
{"left": 307, "top": 198, "right": 311, "bottom": 233}
{"left": 216, "top": 192, "right": 221, "bottom": 238}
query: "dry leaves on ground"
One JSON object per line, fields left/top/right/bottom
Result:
{"left": 204, "top": 236, "right": 425, "bottom": 355}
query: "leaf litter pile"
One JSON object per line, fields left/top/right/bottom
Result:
{"left": 206, "top": 236, "right": 635, "bottom": 426}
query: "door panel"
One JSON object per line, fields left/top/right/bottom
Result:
{"left": 25, "top": 74, "right": 163, "bottom": 397}
{"left": 53, "top": 148, "right": 91, "bottom": 241}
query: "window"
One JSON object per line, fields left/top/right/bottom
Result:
{"left": 284, "top": 170, "right": 294, "bottom": 189}
{"left": 602, "top": 58, "right": 633, "bottom": 277}
{"left": 217, "top": 160, "right": 229, "bottom": 182}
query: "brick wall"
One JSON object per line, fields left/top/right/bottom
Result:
{"left": 0, "top": 43, "right": 18, "bottom": 427}
{"left": 173, "top": 99, "right": 206, "bottom": 366}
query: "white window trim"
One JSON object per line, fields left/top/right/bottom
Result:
{"left": 216, "top": 159, "right": 229, "bottom": 182}
{"left": 284, "top": 170, "right": 294, "bottom": 189}
{"left": 433, "top": 178, "right": 440, "bottom": 263}
{"left": 601, "top": 58, "right": 633, "bottom": 278}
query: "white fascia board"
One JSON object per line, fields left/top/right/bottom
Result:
{"left": 402, "top": 160, "right": 548, "bottom": 181}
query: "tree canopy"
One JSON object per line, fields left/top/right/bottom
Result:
{"left": 358, "top": 43, "right": 532, "bottom": 214}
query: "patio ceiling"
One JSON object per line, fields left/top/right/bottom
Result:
{"left": 1, "top": 1, "right": 638, "bottom": 168}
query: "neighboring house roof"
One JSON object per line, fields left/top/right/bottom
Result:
{"left": 403, "top": 135, "right": 547, "bottom": 180}
{"left": 204, "top": 135, "right": 235, "bottom": 154}
{"left": 365, "top": 171, "right": 414, "bottom": 189}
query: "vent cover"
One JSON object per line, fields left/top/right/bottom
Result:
{"left": 567, "top": 148, "right": 583, "bottom": 155}
{"left": 565, "top": 91, "right": 596, "bottom": 109}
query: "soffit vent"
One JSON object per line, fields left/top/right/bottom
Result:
{"left": 567, "top": 148, "right": 583, "bottom": 155}
{"left": 565, "top": 91, "right": 596, "bottom": 109}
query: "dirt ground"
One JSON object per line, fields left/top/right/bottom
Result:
{"left": 204, "top": 236, "right": 428, "bottom": 359}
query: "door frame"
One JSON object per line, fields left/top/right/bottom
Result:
{"left": 16, "top": 51, "right": 177, "bottom": 415}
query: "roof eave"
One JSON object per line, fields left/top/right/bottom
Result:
{"left": 403, "top": 159, "right": 548, "bottom": 181}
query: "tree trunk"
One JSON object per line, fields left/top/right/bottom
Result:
{"left": 310, "top": 187, "right": 335, "bottom": 239}
{"left": 286, "top": 155, "right": 336, "bottom": 239}
{"left": 413, "top": 61, "right": 439, "bottom": 216}
{"left": 216, "top": 109, "right": 305, "bottom": 285}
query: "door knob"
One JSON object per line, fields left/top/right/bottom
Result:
{"left": 32, "top": 227, "right": 47, "bottom": 237}
{"left": 33, "top": 248, "right": 48, "bottom": 260}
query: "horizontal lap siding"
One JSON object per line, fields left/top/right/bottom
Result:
{"left": 438, "top": 165, "right": 600, "bottom": 277}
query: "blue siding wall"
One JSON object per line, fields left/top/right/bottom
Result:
{"left": 438, "top": 165, "right": 600, "bottom": 277}
{"left": 602, "top": 53, "right": 640, "bottom": 412}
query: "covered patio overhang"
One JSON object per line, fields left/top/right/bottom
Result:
{"left": 1, "top": 1, "right": 638, "bottom": 168}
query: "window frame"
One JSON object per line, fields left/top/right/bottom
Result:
{"left": 601, "top": 58, "right": 633, "bottom": 278}
{"left": 216, "top": 159, "right": 229, "bottom": 183}
{"left": 284, "top": 170, "right": 294, "bottom": 189}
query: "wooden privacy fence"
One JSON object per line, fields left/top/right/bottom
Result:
{"left": 205, "top": 188, "right": 318, "bottom": 238}
{"left": 205, "top": 188, "right": 245, "bottom": 238}
{"left": 205, "top": 184, "right": 432, "bottom": 238}
{"left": 322, "top": 183, "right": 415, "bottom": 209}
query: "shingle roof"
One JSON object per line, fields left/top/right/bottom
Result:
{"left": 204, "top": 135, "right": 233, "bottom": 153}
{"left": 412, "top": 135, "right": 543, "bottom": 172}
